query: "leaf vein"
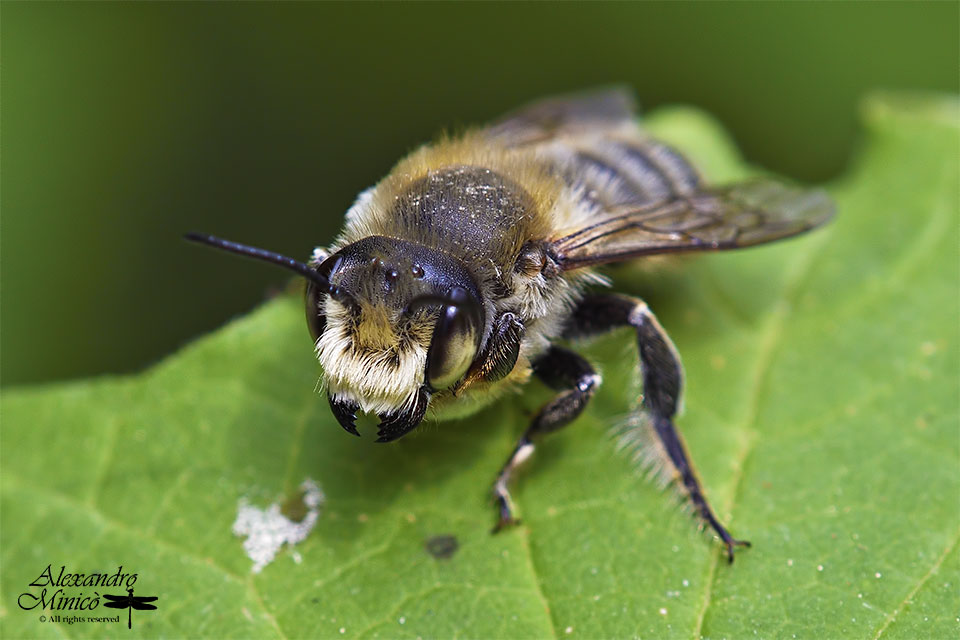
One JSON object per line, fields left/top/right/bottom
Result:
{"left": 694, "top": 226, "right": 833, "bottom": 638}
{"left": 518, "top": 526, "right": 559, "bottom": 639}
{"left": 871, "top": 526, "right": 960, "bottom": 639}
{"left": 1, "top": 475, "right": 247, "bottom": 584}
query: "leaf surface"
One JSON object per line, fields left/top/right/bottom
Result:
{"left": 2, "top": 94, "right": 957, "bottom": 639}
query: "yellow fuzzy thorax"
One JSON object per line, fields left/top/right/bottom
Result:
{"left": 336, "top": 131, "right": 566, "bottom": 248}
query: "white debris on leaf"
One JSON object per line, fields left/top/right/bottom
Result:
{"left": 232, "top": 478, "right": 325, "bottom": 573}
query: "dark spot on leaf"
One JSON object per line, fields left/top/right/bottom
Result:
{"left": 425, "top": 534, "right": 459, "bottom": 560}
{"left": 280, "top": 488, "right": 309, "bottom": 522}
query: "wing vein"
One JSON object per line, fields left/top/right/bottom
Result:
{"left": 552, "top": 181, "right": 834, "bottom": 270}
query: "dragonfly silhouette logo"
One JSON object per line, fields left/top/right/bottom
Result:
{"left": 103, "top": 588, "right": 158, "bottom": 630}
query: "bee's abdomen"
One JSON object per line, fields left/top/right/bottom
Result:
{"left": 554, "top": 138, "right": 701, "bottom": 211}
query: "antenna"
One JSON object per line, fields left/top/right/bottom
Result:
{"left": 184, "top": 232, "right": 347, "bottom": 300}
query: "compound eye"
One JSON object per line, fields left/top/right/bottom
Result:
{"left": 304, "top": 281, "right": 327, "bottom": 341}
{"left": 305, "top": 254, "right": 349, "bottom": 342}
{"left": 425, "top": 287, "right": 483, "bottom": 391}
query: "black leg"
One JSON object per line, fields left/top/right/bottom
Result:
{"left": 567, "top": 293, "right": 750, "bottom": 562}
{"left": 492, "top": 346, "right": 600, "bottom": 531}
{"left": 456, "top": 312, "right": 525, "bottom": 393}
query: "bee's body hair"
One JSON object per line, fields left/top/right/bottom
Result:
{"left": 316, "top": 131, "right": 620, "bottom": 417}
{"left": 190, "top": 88, "right": 832, "bottom": 561}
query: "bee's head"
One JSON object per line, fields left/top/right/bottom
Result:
{"left": 186, "top": 233, "right": 486, "bottom": 443}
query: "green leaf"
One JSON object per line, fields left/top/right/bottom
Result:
{"left": 2, "top": 93, "right": 957, "bottom": 639}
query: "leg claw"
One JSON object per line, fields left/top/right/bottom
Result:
{"left": 492, "top": 516, "right": 521, "bottom": 534}
{"left": 724, "top": 537, "right": 752, "bottom": 564}
{"left": 491, "top": 495, "right": 521, "bottom": 533}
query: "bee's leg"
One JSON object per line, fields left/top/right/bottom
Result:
{"left": 492, "top": 346, "right": 599, "bottom": 532}
{"left": 456, "top": 312, "right": 525, "bottom": 393}
{"left": 567, "top": 293, "right": 750, "bottom": 562}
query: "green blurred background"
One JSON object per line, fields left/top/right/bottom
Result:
{"left": 2, "top": 1, "right": 957, "bottom": 387}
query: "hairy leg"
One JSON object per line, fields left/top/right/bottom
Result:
{"left": 567, "top": 293, "right": 749, "bottom": 562}
{"left": 491, "top": 346, "right": 600, "bottom": 531}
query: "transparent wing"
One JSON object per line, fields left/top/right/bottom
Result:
{"left": 484, "top": 87, "right": 637, "bottom": 147}
{"left": 484, "top": 89, "right": 834, "bottom": 266}
{"left": 551, "top": 178, "right": 835, "bottom": 269}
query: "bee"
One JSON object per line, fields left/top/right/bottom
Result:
{"left": 187, "top": 89, "right": 833, "bottom": 561}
